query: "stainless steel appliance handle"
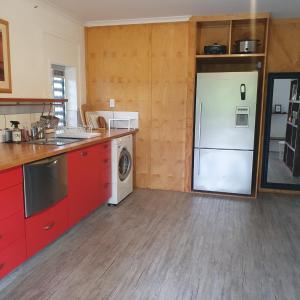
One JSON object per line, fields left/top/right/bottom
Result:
{"left": 198, "top": 150, "right": 201, "bottom": 176}
{"left": 30, "top": 157, "right": 59, "bottom": 166}
{"left": 198, "top": 101, "right": 203, "bottom": 145}
{"left": 43, "top": 222, "right": 55, "bottom": 231}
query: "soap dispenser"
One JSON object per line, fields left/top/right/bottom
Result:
{"left": 11, "top": 121, "right": 22, "bottom": 143}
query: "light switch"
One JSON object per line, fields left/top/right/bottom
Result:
{"left": 109, "top": 99, "right": 115, "bottom": 108}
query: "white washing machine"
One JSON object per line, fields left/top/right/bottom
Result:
{"left": 108, "top": 134, "right": 133, "bottom": 205}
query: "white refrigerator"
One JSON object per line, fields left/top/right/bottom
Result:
{"left": 193, "top": 71, "right": 259, "bottom": 195}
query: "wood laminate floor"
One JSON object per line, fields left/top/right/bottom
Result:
{"left": 1, "top": 189, "right": 300, "bottom": 300}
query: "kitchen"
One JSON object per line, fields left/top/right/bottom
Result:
{"left": 0, "top": 0, "right": 300, "bottom": 299}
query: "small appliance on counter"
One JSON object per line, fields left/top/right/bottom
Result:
{"left": 204, "top": 43, "right": 227, "bottom": 55}
{"left": 235, "top": 39, "right": 260, "bottom": 53}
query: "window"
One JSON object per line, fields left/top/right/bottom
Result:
{"left": 52, "top": 64, "right": 66, "bottom": 126}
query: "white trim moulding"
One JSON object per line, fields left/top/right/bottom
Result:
{"left": 85, "top": 15, "right": 191, "bottom": 27}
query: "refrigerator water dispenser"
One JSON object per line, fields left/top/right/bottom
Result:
{"left": 236, "top": 106, "right": 250, "bottom": 127}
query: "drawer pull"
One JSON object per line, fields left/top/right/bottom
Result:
{"left": 43, "top": 222, "right": 55, "bottom": 231}
{"left": 80, "top": 151, "right": 88, "bottom": 157}
{"left": 0, "top": 263, "right": 4, "bottom": 270}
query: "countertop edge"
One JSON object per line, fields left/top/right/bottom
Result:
{"left": 0, "top": 129, "right": 137, "bottom": 172}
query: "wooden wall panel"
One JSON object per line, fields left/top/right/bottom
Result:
{"left": 85, "top": 25, "right": 152, "bottom": 188}
{"left": 85, "top": 22, "right": 190, "bottom": 192}
{"left": 268, "top": 19, "right": 300, "bottom": 72}
{"left": 150, "top": 23, "right": 189, "bottom": 191}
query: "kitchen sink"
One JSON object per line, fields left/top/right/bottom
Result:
{"left": 28, "top": 138, "right": 82, "bottom": 146}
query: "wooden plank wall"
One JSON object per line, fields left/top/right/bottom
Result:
{"left": 85, "top": 22, "right": 189, "bottom": 191}
{"left": 268, "top": 19, "right": 300, "bottom": 72}
{"left": 85, "top": 25, "right": 152, "bottom": 188}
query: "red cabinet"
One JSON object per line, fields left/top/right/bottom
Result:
{"left": 0, "top": 237, "right": 27, "bottom": 279}
{"left": 0, "top": 141, "right": 113, "bottom": 279}
{"left": 25, "top": 198, "right": 69, "bottom": 257}
{"left": 0, "top": 167, "right": 26, "bottom": 279}
{"left": 0, "top": 167, "right": 22, "bottom": 191}
{"left": 68, "top": 141, "right": 111, "bottom": 226}
{"left": 0, "top": 184, "right": 24, "bottom": 220}
{"left": 0, "top": 211, "right": 25, "bottom": 251}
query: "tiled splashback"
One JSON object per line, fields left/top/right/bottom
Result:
{"left": 0, "top": 104, "right": 52, "bottom": 129}
{"left": 0, "top": 113, "right": 41, "bottom": 129}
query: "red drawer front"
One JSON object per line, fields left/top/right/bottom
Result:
{"left": 0, "top": 237, "right": 27, "bottom": 279}
{"left": 0, "top": 211, "right": 25, "bottom": 251}
{"left": 25, "top": 198, "right": 69, "bottom": 258}
{"left": 99, "top": 141, "right": 111, "bottom": 154}
{"left": 0, "top": 184, "right": 24, "bottom": 220}
{"left": 0, "top": 167, "right": 22, "bottom": 191}
{"left": 101, "top": 182, "right": 112, "bottom": 202}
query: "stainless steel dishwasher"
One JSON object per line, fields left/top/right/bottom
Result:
{"left": 23, "top": 154, "right": 68, "bottom": 218}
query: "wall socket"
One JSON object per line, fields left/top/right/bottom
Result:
{"left": 109, "top": 99, "right": 115, "bottom": 108}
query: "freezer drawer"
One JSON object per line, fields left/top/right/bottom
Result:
{"left": 193, "top": 148, "right": 254, "bottom": 195}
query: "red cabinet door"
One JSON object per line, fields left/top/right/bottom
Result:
{"left": 68, "top": 146, "right": 96, "bottom": 225}
{"left": 0, "top": 184, "right": 24, "bottom": 220}
{"left": 0, "top": 167, "right": 22, "bottom": 191}
{"left": 25, "top": 198, "right": 69, "bottom": 257}
{"left": 0, "top": 211, "right": 25, "bottom": 251}
{"left": 0, "top": 237, "right": 27, "bottom": 279}
{"left": 68, "top": 142, "right": 111, "bottom": 226}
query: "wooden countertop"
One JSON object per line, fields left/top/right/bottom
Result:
{"left": 0, "top": 129, "right": 136, "bottom": 172}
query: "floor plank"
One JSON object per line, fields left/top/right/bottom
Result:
{"left": 1, "top": 189, "right": 300, "bottom": 300}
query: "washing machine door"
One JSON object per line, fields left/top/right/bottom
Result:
{"left": 118, "top": 147, "right": 132, "bottom": 181}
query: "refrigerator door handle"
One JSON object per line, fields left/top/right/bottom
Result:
{"left": 197, "top": 101, "right": 203, "bottom": 147}
{"left": 198, "top": 149, "right": 201, "bottom": 175}
{"left": 194, "top": 97, "right": 202, "bottom": 148}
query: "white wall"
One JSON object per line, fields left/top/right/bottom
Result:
{"left": 0, "top": 0, "right": 85, "bottom": 105}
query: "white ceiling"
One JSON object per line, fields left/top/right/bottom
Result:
{"left": 43, "top": 0, "right": 300, "bottom": 23}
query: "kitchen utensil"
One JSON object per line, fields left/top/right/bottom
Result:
{"left": 97, "top": 116, "right": 107, "bottom": 129}
{"left": 21, "top": 128, "right": 30, "bottom": 142}
{"left": 204, "top": 43, "right": 227, "bottom": 55}
{"left": 40, "top": 103, "right": 60, "bottom": 129}
{"left": 30, "top": 126, "right": 38, "bottom": 140}
{"left": 235, "top": 39, "right": 260, "bottom": 53}
{"left": 38, "top": 127, "right": 45, "bottom": 139}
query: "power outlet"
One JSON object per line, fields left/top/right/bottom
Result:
{"left": 109, "top": 99, "right": 115, "bottom": 108}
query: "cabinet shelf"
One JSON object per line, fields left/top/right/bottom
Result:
{"left": 196, "top": 53, "right": 266, "bottom": 59}
{"left": 0, "top": 98, "right": 68, "bottom": 106}
{"left": 284, "top": 78, "right": 300, "bottom": 177}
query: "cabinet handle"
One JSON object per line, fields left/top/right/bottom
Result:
{"left": 43, "top": 222, "right": 55, "bottom": 231}
{"left": 0, "top": 263, "right": 4, "bottom": 270}
{"left": 80, "top": 151, "right": 88, "bottom": 157}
